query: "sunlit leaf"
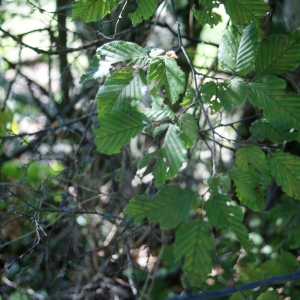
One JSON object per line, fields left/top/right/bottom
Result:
{"left": 124, "top": 185, "right": 195, "bottom": 230}
{"left": 94, "top": 109, "right": 148, "bottom": 154}
{"left": 218, "top": 79, "right": 248, "bottom": 108}
{"left": 72, "top": 0, "right": 122, "bottom": 22}
{"left": 200, "top": 81, "right": 222, "bottom": 113}
{"left": 129, "top": 0, "right": 157, "bottom": 24}
{"left": 192, "top": 0, "right": 222, "bottom": 28}
{"left": 139, "top": 95, "right": 175, "bottom": 121}
{"left": 180, "top": 87, "right": 196, "bottom": 106}
{"left": 98, "top": 40, "right": 149, "bottom": 66}
{"left": 96, "top": 67, "right": 147, "bottom": 113}
{"left": 80, "top": 41, "right": 149, "bottom": 84}
{"left": 219, "top": 24, "right": 258, "bottom": 75}
{"left": 80, "top": 54, "right": 112, "bottom": 84}
{"left": 148, "top": 56, "right": 185, "bottom": 103}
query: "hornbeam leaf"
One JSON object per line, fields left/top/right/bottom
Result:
{"left": 219, "top": 24, "right": 258, "bottom": 76}
{"left": 250, "top": 119, "right": 299, "bottom": 143}
{"left": 248, "top": 76, "right": 300, "bottom": 130}
{"left": 179, "top": 113, "right": 198, "bottom": 148}
{"left": 180, "top": 87, "right": 196, "bottom": 107}
{"left": 158, "top": 125, "right": 187, "bottom": 182}
{"left": 72, "top": 0, "right": 122, "bottom": 22}
{"left": 152, "top": 156, "right": 167, "bottom": 187}
{"left": 139, "top": 95, "right": 175, "bottom": 121}
{"left": 257, "top": 291, "right": 281, "bottom": 300}
{"left": 229, "top": 145, "right": 271, "bottom": 211}
{"left": 148, "top": 56, "right": 185, "bottom": 103}
{"left": 96, "top": 67, "right": 147, "bottom": 114}
{"left": 255, "top": 31, "right": 300, "bottom": 74}
{"left": 221, "top": 0, "right": 269, "bottom": 27}
{"left": 80, "top": 41, "right": 149, "bottom": 83}
{"left": 100, "top": 41, "right": 149, "bottom": 65}
{"left": 94, "top": 110, "right": 148, "bottom": 154}
{"left": 174, "top": 218, "right": 215, "bottom": 286}
{"left": 129, "top": 0, "right": 157, "bottom": 24}
{"left": 229, "top": 167, "right": 264, "bottom": 211}
{"left": 192, "top": 0, "right": 221, "bottom": 28}
{"left": 206, "top": 194, "right": 252, "bottom": 250}
{"left": 235, "top": 145, "right": 271, "bottom": 188}
{"left": 80, "top": 54, "right": 112, "bottom": 84}
{"left": 138, "top": 125, "right": 187, "bottom": 186}
{"left": 153, "top": 124, "right": 169, "bottom": 137}
{"left": 124, "top": 185, "right": 195, "bottom": 230}
{"left": 200, "top": 81, "right": 222, "bottom": 113}
{"left": 138, "top": 151, "right": 159, "bottom": 169}
{"left": 218, "top": 79, "right": 248, "bottom": 111}
{"left": 268, "top": 150, "right": 300, "bottom": 200}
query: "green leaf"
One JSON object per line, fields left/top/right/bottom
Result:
{"left": 269, "top": 202, "right": 300, "bottom": 219}
{"left": 147, "top": 56, "right": 185, "bottom": 103}
{"left": 124, "top": 185, "right": 195, "bottom": 230}
{"left": 99, "top": 41, "right": 149, "bottom": 66}
{"left": 218, "top": 79, "right": 248, "bottom": 111}
{"left": 173, "top": 217, "right": 215, "bottom": 287}
{"left": 218, "top": 24, "right": 258, "bottom": 76}
{"left": 287, "top": 227, "right": 300, "bottom": 249}
{"left": 94, "top": 109, "right": 148, "bottom": 154}
{"left": 206, "top": 194, "right": 252, "bottom": 250}
{"left": 80, "top": 54, "right": 112, "bottom": 84}
{"left": 0, "top": 107, "right": 13, "bottom": 136}
{"left": 192, "top": 0, "right": 222, "bottom": 28}
{"left": 248, "top": 76, "right": 300, "bottom": 130}
{"left": 80, "top": 41, "right": 149, "bottom": 84}
{"left": 141, "top": 125, "right": 187, "bottom": 186}
{"left": 201, "top": 81, "right": 217, "bottom": 103}
{"left": 257, "top": 291, "right": 280, "bottom": 300}
{"left": 138, "top": 95, "right": 175, "bottom": 121}
{"left": 129, "top": 0, "right": 157, "bottom": 24}
{"left": 144, "top": 46, "right": 164, "bottom": 58}
{"left": 180, "top": 87, "right": 196, "bottom": 107}
{"left": 255, "top": 31, "right": 300, "bottom": 74}
{"left": 229, "top": 167, "right": 264, "bottom": 211}
{"left": 250, "top": 119, "right": 299, "bottom": 143}
{"left": 235, "top": 145, "right": 271, "bottom": 187}
{"left": 72, "top": 0, "right": 122, "bottom": 22}
{"left": 200, "top": 81, "right": 222, "bottom": 113}
{"left": 96, "top": 67, "right": 147, "bottom": 114}
{"left": 229, "top": 145, "right": 271, "bottom": 211}
{"left": 268, "top": 150, "right": 300, "bottom": 200}
{"left": 157, "top": 125, "right": 187, "bottom": 185}
{"left": 222, "top": 0, "right": 269, "bottom": 27}
{"left": 179, "top": 113, "right": 198, "bottom": 148}
{"left": 152, "top": 156, "right": 167, "bottom": 186}
{"left": 153, "top": 124, "right": 169, "bottom": 137}
{"left": 138, "top": 151, "right": 158, "bottom": 169}
{"left": 156, "top": 125, "right": 186, "bottom": 183}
